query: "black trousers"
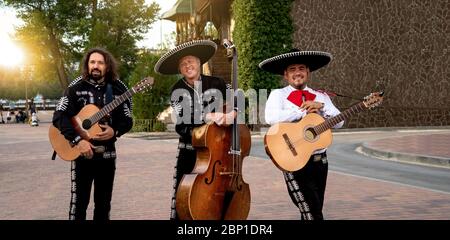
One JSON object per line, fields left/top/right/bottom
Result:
{"left": 69, "top": 154, "right": 116, "bottom": 220}
{"left": 283, "top": 152, "right": 328, "bottom": 220}
{"left": 170, "top": 143, "right": 197, "bottom": 220}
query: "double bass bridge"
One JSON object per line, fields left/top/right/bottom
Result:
{"left": 228, "top": 149, "right": 241, "bottom": 155}
{"left": 219, "top": 171, "right": 238, "bottom": 176}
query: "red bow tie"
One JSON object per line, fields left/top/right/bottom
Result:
{"left": 287, "top": 90, "right": 316, "bottom": 107}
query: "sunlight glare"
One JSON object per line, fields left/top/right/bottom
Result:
{"left": 0, "top": 36, "right": 24, "bottom": 67}
{"left": 0, "top": 7, "right": 24, "bottom": 67}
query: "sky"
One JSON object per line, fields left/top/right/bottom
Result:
{"left": 0, "top": 7, "right": 24, "bottom": 67}
{"left": 140, "top": 0, "right": 177, "bottom": 49}
{"left": 0, "top": 0, "right": 177, "bottom": 65}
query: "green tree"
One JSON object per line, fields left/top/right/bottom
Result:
{"left": 87, "top": 0, "right": 160, "bottom": 83}
{"left": 0, "top": 66, "right": 22, "bottom": 99}
{"left": 4, "top": 0, "right": 160, "bottom": 93}
{"left": 232, "top": 0, "right": 294, "bottom": 91}
{"left": 128, "top": 50, "right": 178, "bottom": 131}
{"left": 4, "top": 0, "right": 92, "bottom": 89}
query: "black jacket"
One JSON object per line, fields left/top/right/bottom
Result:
{"left": 170, "top": 74, "right": 228, "bottom": 143}
{"left": 52, "top": 76, "right": 133, "bottom": 147}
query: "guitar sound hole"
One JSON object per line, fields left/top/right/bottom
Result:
{"left": 82, "top": 119, "right": 92, "bottom": 130}
{"left": 304, "top": 128, "right": 316, "bottom": 141}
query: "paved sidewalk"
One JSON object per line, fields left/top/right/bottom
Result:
{"left": 361, "top": 133, "right": 450, "bottom": 168}
{"left": 127, "top": 127, "right": 450, "bottom": 168}
{"left": 1, "top": 123, "right": 450, "bottom": 220}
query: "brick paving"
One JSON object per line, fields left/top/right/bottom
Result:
{"left": 1, "top": 123, "right": 449, "bottom": 220}
{"left": 365, "top": 134, "right": 450, "bottom": 159}
{"left": 362, "top": 133, "right": 450, "bottom": 168}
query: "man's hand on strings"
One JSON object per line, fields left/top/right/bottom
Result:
{"left": 92, "top": 124, "right": 115, "bottom": 141}
{"left": 300, "top": 101, "right": 324, "bottom": 113}
{"left": 205, "top": 111, "right": 237, "bottom": 126}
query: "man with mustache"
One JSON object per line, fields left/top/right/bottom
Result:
{"left": 260, "top": 49, "right": 343, "bottom": 220}
{"left": 52, "top": 48, "right": 133, "bottom": 220}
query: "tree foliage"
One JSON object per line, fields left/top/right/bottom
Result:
{"left": 232, "top": 0, "right": 294, "bottom": 91}
{"left": 4, "top": 0, "right": 92, "bottom": 90}
{"left": 127, "top": 50, "right": 178, "bottom": 130}
{"left": 3, "top": 0, "right": 160, "bottom": 95}
{"left": 87, "top": 0, "right": 160, "bottom": 82}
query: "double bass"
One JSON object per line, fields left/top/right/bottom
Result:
{"left": 175, "top": 39, "right": 251, "bottom": 220}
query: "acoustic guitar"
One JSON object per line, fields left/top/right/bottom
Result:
{"left": 49, "top": 77, "right": 154, "bottom": 161}
{"left": 264, "top": 91, "right": 383, "bottom": 172}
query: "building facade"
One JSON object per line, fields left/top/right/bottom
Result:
{"left": 164, "top": 0, "right": 449, "bottom": 127}
{"left": 291, "top": 0, "right": 449, "bottom": 127}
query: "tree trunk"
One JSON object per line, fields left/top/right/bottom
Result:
{"left": 47, "top": 27, "right": 69, "bottom": 89}
{"left": 92, "top": 0, "right": 97, "bottom": 24}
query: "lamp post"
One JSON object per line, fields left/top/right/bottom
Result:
{"left": 22, "top": 64, "right": 33, "bottom": 119}
{"left": 25, "top": 69, "right": 28, "bottom": 114}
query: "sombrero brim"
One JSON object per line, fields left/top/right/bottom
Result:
{"left": 154, "top": 40, "right": 217, "bottom": 75}
{"left": 259, "top": 51, "right": 332, "bottom": 75}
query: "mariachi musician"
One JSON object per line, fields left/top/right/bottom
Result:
{"left": 52, "top": 47, "right": 133, "bottom": 220}
{"left": 260, "top": 49, "right": 344, "bottom": 220}
{"left": 154, "top": 40, "right": 237, "bottom": 220}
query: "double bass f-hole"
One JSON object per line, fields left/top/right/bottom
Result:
{"left": 205, "top": 160, "right": 221, "bottom": 184}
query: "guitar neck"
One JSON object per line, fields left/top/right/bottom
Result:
{"left": 89, "top": 88, "right": 134, "bottom": 124}
{"left": 313, "top": 102, "right": 366, "bottom": 135}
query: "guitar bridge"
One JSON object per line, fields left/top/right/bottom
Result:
{"left": 282, "top": 133, "right": 297, "bottom": 156}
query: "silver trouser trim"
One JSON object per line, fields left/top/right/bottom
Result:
{"left": 69, "top": 161, "right": 77, "bottom": 220}
{"left": 284, "top": 172, "right": 314, "bottom": 220}
{"left": 177, "top": 142, "right": 194, "bottom": 150}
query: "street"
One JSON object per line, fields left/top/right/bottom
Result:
{"left": 1, "top": 123, "right": 450, "bottom": 220}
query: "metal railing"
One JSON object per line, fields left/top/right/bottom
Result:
{"left": 131, "top": 119, "right": 167, "bottom": 132}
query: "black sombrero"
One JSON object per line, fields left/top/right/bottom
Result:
{"left": 154, "top": 40, "right": 217, "bottom": 75}
{"left": 258, "top": 49, "right": 332, "bottom": 75}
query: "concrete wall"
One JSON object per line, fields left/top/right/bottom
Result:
{"left": 291, "top": 0, "right": 449, "bottom": 127}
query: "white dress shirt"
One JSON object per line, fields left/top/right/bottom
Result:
{"left": 265, "top": 85, "right": 344, "bottom": 154}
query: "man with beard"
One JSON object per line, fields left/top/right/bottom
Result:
{"left": 52, "top": 48, "right": 133, "bottom": 220}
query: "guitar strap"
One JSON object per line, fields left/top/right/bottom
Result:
{"left": 106, "top": 83, "right": 113, "bottom": 105}
{"left": 105, "top": 83, "right": 113, "bottom": 125}
{"left": 316, "top": 89, "right": 363, "bottom": 101}
{"left": 331, "top": 91, "right": 363, "bottom": 101}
